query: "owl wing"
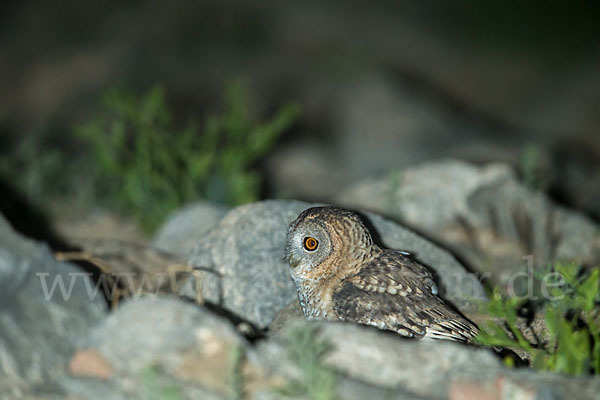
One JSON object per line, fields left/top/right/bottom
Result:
{"left": 332, "top": 250, "right": 478, "bottom": 342}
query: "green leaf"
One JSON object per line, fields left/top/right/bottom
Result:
{"left": 555, "top": 262, "right": 579, "bottom": 286}
{"left": 576, "top": 268, "right": 600, "bottom": 312}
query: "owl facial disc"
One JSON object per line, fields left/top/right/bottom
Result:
{"left": 285, "top": 218, "right": 332, "bottom": 276}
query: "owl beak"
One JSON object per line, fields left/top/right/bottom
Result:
{"left": 283, "top": 252, "right": 300, "bottom": 269}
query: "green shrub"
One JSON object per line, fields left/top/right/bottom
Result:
{"left": 476, "top": 262, "right": 600, "bottom": 375}
{"left": 76, "top": 82, "right": 299, "bottom": 231}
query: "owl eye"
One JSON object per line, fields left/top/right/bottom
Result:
{"left": 303, "top": 237, "right": 319, "bottom": 251}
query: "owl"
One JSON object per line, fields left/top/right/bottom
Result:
{"left": 285, "top": 206, "right": 478, "bottom": 342}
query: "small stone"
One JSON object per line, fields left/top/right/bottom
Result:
{"left": 69, "top": 349, "right": 114, "bottom": 380}
{"left": 449, "top": 380, "right": 498, "bottom": 400}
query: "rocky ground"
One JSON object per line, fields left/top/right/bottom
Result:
{"left": 1, "top": 159, "right": 599, "bottom": 399}
{"left": 2, "top": 2, "right": 600, "bottom": 398}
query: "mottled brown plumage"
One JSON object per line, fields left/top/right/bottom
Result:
{"left": 285, "top": 206, "right": 478, "bottom": 342}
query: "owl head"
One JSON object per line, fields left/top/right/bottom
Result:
{"left": 285, "top": 206, "right": 374, "bottom": 281}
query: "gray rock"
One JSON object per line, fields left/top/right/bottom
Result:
{"left": 336, "top": 379, "right": 429, "bottom": 400}
{"left": 257, "top": 320, "right": 497, "bottom": 399}
{"left": 339, "top": 160, "right": 507, "bottom": 230}
{"left": 189, "top": 200, "right": 486, "bottom": 330}
{"left": 152, "top": 202, "right": 229, "bottom": 257}
{"left": 61, "top": 297, "right": 243, "bottom": 400}
{"left": 338, "top": 160, "right": 599, "bottom": 286}
{"left": 189, "top": 200, "right": 310, "bottom": 329}
{"left": 61, "top": 297, "right": 273, "bottom": 400}
{"left": 257, "top": 319, "right": 600, "bottom": 400}
{"left": 57, "top": 378, "right": 140, "bottom": 400}
{"left": 87, "top": 297, "right": 243, "bottom": 374}
{"left": 0, "top": 214, "right": 107, "bottom": 392}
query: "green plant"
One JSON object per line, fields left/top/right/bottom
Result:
{"left": 76, "top": 81, "right": 299, "bottom": 231}
{"left": 278, "top": 323, "right": 337, "bottom": 400}
{"left": 519, "top": 144, "right": 548, "bottom": 192}
{"left": 228, "top": 344, "right": 246, "bottom": 400}
{"left": 140, "top": 364, "right": 182, "bottom": 400}
{"left": 476, "top": 263, "right": 600, "bottom": 376}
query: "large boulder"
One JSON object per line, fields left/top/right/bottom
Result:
{"left": 257, "top": 319, "right": 600, "bottom": 400}
{"left": 0, "top": 214, "right": 107, "bottom": 397}
{"left": 61, "top": 297, "right": 245, "bottom": 400}
{"left": 184, "top": 200, "right": 486, "bottom": 330}
{"left": 152, "top": 202, "right": 229, "bottom": 257}
{"left": 338, "top": 160, "right": 599, "bottom": 288}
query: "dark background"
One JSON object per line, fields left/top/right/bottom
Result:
{"left": 2, "top": 0, "right": 600, "bottom": 233}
